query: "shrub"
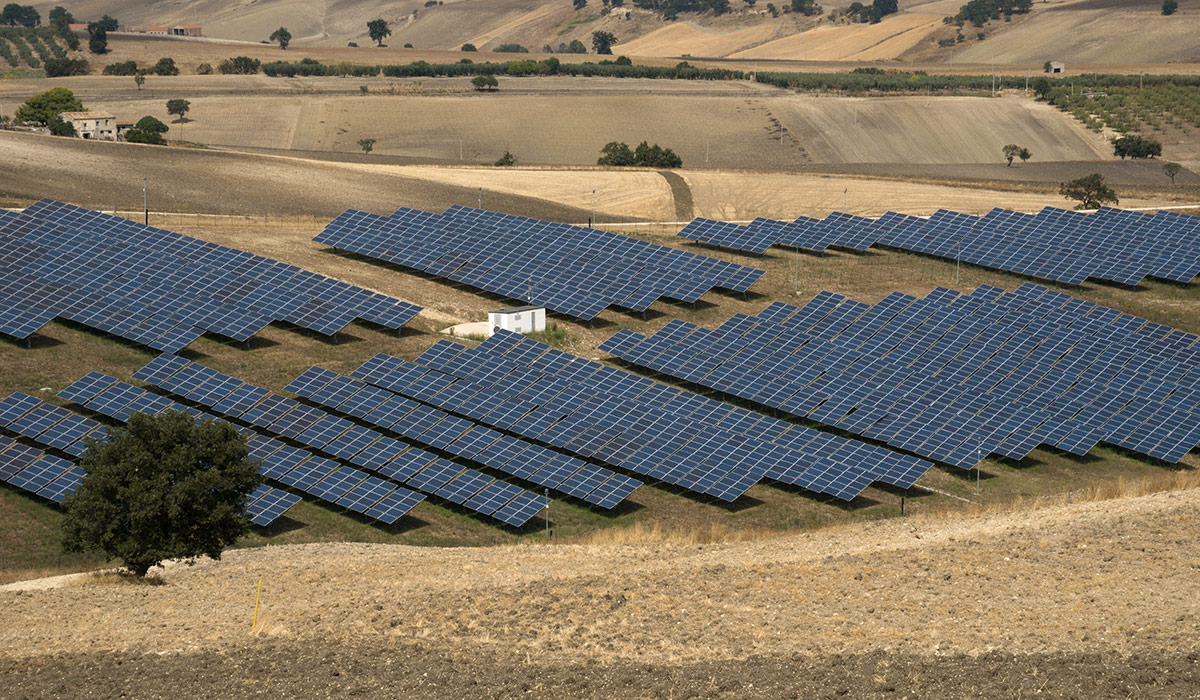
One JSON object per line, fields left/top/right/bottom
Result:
{"left": 461, "top": 43, "right": 477, "bottom": 51}
{"left": 43, "top": 56, "right": 88, "bottom": 77}
{"left": 103, "top": 60, "right": 139, "bottom": 76}
{"left": 495, "top": 43, "right": 528, "bottom": 53}
{"left": 196, "top": 62, "right": 213, "bottom": 74}
{"left": 152, "top": 57, "right": 179, "bottom": 76}
{"left": 218, "top": 56, "right": 261, "bottom": 74}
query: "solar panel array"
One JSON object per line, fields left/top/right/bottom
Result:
{"left": 678, "top": 207, "right": 1200, "bottom": 286}
{"left": 284, "top": 366, "right": 642, "bottom": 508}
{"left": 56, "top": 374, "right": 425, "bottom": 525}
{"left": 601, "top": 283, "right": 1200, "bottom": 470}
{"left": 314, "top": 205, "right": 764, "bottom": 320}
{"left": 0, "top": 199, "right": 422, "bottom": 350}
{"left": 351, "top": 332, "right": 932, "bottom": 502}
{"left": 132, "top": 356, "right": 555, "bottom": 526}
{"left": 0, "top": 392, "right": 299, "bottom": 525}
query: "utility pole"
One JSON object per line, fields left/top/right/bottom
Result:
{"left": 143, "top": 176, "right": 148, "bottom": 225}
{"left": 592, "top": 189, "right": 596, "bottom": 227}
{"left": 843, "top": 188, "right": 847, "bottom": 210}
{"left": 478, "top": 186, "right": 481, "bottom": 209}
{"left": 544, "top": 488, "right": 550, "bottom": 538}
{"left": 459, "top": 139, "right": 463, "bottom": 160}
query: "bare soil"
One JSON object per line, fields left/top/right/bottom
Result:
{"left": 1, "top": 487, "right": 1198, "bottom": 697}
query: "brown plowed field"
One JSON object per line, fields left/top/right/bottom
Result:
{"left": 2, "top": 487, "right": 1198, "bottom": 697}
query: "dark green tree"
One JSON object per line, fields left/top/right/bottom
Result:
{"left": 592, "top": 30, "right": 617, "bottom": 54}
{"left": 135, "top": 115, "right": 169, "bottom": 133}
{"left": 1112, "top": 134, "right": 1162, "bottom": 159}
{"left": 43, "top": 57, "right": 88, "bottom": 77}
{"left": 567, "top": 39, "right": 587, "bottom": 53}
{"left": 153, "top": 57, "right": 179, "bottom": 75}
{"left": 461, "top": 42, "right": 477, "bottom": 51}
{"left": 1031, "top": 76, "right": 1051, "bottom": 99}
{"left": 14, "top": 86, "right": 82, "bottom": 124}
{"left": 47, "top": 113, "right": 75, "bottom": 136}
{"left": 1162, "top": 0, "right": 1177, "bottom": 14}
{"left": 96, "top": 14, "right": 118, "bottom": 31}
{"left": 125, "top": 128, "right": 166, "bottom": 145}
{"left": 495, "top": 150, "right": 516, "bottom": 166}
{"left": 367, "top": 18, "right": 391, "bottom": 46}
{"left": 61, "top": 411, "right": 262, "bottom": 577}
{"left": 1018, "top": 146, "right": 1031, "bottom": 164}
{"left": 471, "top": 74, "right": 499, "bottom": 90}
{"left": 358, "top": 137, "right": 376, "bottom": 153}
{"left": 134, "top": 71, "right": 145, "bottom": 90}
{"left": 575, "top": 0, "right": 588, "bottom": 8}
{"left": 597, "top": 140, "right": 635, "bottom": 165}
{"left": 1060, "top": 173, "right": 1118, "bottom": 210}
{"left": 634, "top": 140, "right": 683, "bottom": 167}
{"left": 218, "top": 56, "right": 261, "bottom": 74}
{"left": 269, "top": 26, "right": 291, "bottom": 49}
{"left": 48, "top": 5, "right": 73, "bottom": 27}
{"left": 87, "top": 23, "right": 107, "bottom": 53}
{"left": 1, "top": 3, "right": 39, "bottom": 26}
{"left": 166, "top": 98, "right": 190, "bottom": 122}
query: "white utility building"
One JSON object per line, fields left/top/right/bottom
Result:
{"left": 488, "top": 306, "right": 546, "bottom": 336}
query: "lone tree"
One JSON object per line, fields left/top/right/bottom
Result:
{"left": 61, "top": 411, "right": 262, "bottom": 577}
{"left": 367, "top": 18, "right": 391, "bottom": 46}
{"left": 1163, "top": 161, "right": 1182, "bottom": 185}
{"left": 166, "top": 98, "right": 190, "bottom": 122}
{"left": 1162, "top": 0, "right": 1177, "bottom": 14}
{"left": 357, "top": 137, "right": 376, "bottom": 153}
{"left": 133, "top": 71, "right": 145, "bottom": 90}
{"left": 1002, "top": 143, "right": 1021, "bottom": 167}
{"left": 15, "top": 86, "right": 83, "bottom": 124}
{"left": 1031, "top": 76, "right": 1051, "bottom": 99}
{"left": 1018, "top": 147, "right": 1032, "bottom": 164}
{"left": 471, "top": 74, "right": 498, "bottom": 91}
{"left": 269, "top": 26, "right": 291, "bottom": 50}
{"left": 495, "top": 150, "right": 516, "bottom": 166}
{"left": 592, "top": 30, "right": 617, "bottom": 54}
{"left": 1060, "top": 173, "right": 1118, "bottom": 210}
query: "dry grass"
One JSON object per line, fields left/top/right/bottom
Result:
{"left": 566, "top": 520, "right": 781, "bottom": 546}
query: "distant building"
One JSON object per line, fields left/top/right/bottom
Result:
{"left": 170, "top": 24, "right": 202, "bottom": 36}
{"left": 60, "top": 112, "right": 116, "bottom": 140}
{"left": 145, "top": 26, "right": 169, "bottom": 35}
{"left": 67, "top": 23, "right": 88, "bottom": 32}
{"left": 116, "top": 120, "right": 135, "bottom": 139}
{"left": 1049, "top": 61, "right": 1065, "bottom": 74}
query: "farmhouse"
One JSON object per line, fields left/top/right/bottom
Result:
{"left": 171, "top": 24, "right": 202, "bottom": 36}
{"left": 1049, "top": 61, "right": 1065, "bottom": 74}
{"left": 60, "top": 112, "right": 116, "bottom": 140}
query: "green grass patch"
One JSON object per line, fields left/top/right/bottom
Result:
{"left": 558, "top": 13, "right": 601, "bottom": 35}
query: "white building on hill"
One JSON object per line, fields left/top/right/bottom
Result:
{"left": 61, "top": 112, "right": 116, "bottom": 140}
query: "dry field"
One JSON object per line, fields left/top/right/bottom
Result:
{"left": 1, "top": 484, "right": 1198, "bottom": 696}
{"left": 1, "top": 75, "right": 1117, "bottom": 169}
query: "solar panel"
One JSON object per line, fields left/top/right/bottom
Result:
{"left": 0, "top": 200, "right": 422, "bottom": 349}
{"left": 314, "top": 205, "right": 765, "bottom": 320}
{"left": 56, "top": 376, "right": 420, "bottom": 526}
{"left": 132, "top": 356, "right": 563, "bottom": 524}
{"left": 673, "top": 207, "right": 1200, "bottom": 286}
{"left": 601, "top": 283, "right": 1200, "bottom": 472}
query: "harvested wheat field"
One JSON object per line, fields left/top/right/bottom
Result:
{"left": 2, "top": 482, "right": 1198, "bottom": 697}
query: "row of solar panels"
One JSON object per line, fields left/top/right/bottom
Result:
{"left": 601, "top": 283, "right": 1200, "bottom": 470}
{"left": 0, "top": 199, "right": 422, "bottom": 350}
{"left": 315, "top": 205, "right": 764, "bottom": 321}
{"left": 678, "top": 206, "right": 1200, "bottom": 286}
{"left": 0, "top": 396, "right": 299, "bottom": 526}
{"left": 351, "top": 331, "right": 933, "bottom": 502}
{"left": 54, "top": 375, "right": 431, "bottom": 526}
{"left": 133, "top": 354, "right": 639, "bottom": 511}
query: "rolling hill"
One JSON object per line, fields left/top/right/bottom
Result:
{"left": 29, "top": 0, "right": 1200, "bottom": 62}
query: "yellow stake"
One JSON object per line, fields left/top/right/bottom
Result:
{"left": 252, "top": 578, "right": 262, "bottom": 633}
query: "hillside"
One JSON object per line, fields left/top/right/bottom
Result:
{"left": 29, "top": 0, "right": 1200, "bottom": 62}
{"left": 2, "top": 485, "right": 1198, "bottom": 696}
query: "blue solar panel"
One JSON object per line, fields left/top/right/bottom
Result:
{"left": 314, "top": 205, "right": 765, "bottom": 320}
{"left": 0, "top": 200, "right": 421, "bottom": 349}
{"left": 130, "top": 357, "right": 556, "bottom": 525}
{"left": 674, "top": 207, "right": 1200, "bottom": 287}
{"left": 601, "top": 283, "right": 1200, "bottom": 474}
